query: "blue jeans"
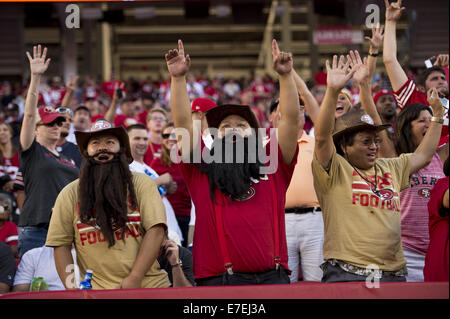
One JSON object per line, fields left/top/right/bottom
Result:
{"left": 196, "top": 266, "right": 291, "bottom": 286}
{"left": 18, "top": 226, "right": 48, "bottom": 258}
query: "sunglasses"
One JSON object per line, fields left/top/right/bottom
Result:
{"left": 38, "top": 119, "right": 66, "bottom": 128}
{"left": 162, "top": 133, "right": 176, "bottom": 139}
{"left": 56, "top": 107, "right": 74, "bottom": 117}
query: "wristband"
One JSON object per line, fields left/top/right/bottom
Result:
{"left": 431, "top": 116, "right": 444, "bottom": 124}
{"left": 369, "top": 52, "right": 379, "bottom": 57}
{"left": 171, "top": 260, "right": 183, "bottom": 268}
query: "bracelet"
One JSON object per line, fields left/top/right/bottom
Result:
{"left": 369, "top": 52, "right": 379, "bottom": 57}
{"left": 431, "top": 116, "right": 444, "bottom": 124}
{"left": 171, "top": 260, "right": 183, "bottom": 268}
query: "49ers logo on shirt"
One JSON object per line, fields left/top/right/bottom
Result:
{"left": 417, "top": 188, "right": 431, "bottom": 199}
{"left": 235, "top": 187, "right": 256, "bottom": 202}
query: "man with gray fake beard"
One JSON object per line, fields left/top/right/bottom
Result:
{"left": 166, "top": 39, "right": 302, "bottom": 286}
{"left": 45, "top": 119, "right": 171, "bottom": 290}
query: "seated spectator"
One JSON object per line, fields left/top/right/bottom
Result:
{"left": 157, "top": 230, "right": 195, "bottom": 287}
{"left": 0, "top": 122, "right": 20, "bottom": 191}
{"left": 424, "top": 156, "right": 449, "bottom": 282}
{"left": 0, "top": 193, "right": 18, "bottom": 257}
{"left": 0, "top": 241, "right": 15, "bottom": 293}
{"left": 13, "top": 246, "right": 79, "bottom": 291}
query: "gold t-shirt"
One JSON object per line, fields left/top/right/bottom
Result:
{"left": 46, "top": 172, "right": 170, "bottom": 289}
{"left": 312, "top": 150, "right": 412, "bottom": 271}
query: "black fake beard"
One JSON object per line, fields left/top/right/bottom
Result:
{"left": 197, "top": 134, "right": 265, "bottom": 202}
{"left": 78, "top": 151, "right": 137, "bottom": 247}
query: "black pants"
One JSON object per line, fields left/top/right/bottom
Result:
{"left": 196, "top": 266, "right": 291, "bottom": 286}
{"left": 176, "top": 215, "right": 190, "bottom": 247}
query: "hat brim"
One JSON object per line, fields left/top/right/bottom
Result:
{"left": 40, "top": 114, "right": 66, "bottom": 124}
{"left": 332, "top": 123, "right": 391, "bottom": 143}
{"left": 75, "top": 126, "right": 133, "bottom": 164}
{"left": 205, "top": 104, "right": 260, "bottom": 131}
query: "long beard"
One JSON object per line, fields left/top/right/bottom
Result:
{"left": 197, "top": 134, "right": 264, "bottom": 201}
{"left": 78, "top": 151, "right": 137, "bottom": 247}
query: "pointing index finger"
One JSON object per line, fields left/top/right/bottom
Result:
{"left": 272, "top": 39, "right": 280, "bottom": 56}
{"left": 178, "top": 39, "right": 184, "bottom": 56}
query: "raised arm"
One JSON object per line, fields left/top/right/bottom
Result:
{"left": 292, "top": 68, "right": 320, "bottom": 124}
{"left": 365, "top": 23, "right": 384, "bottom": 80}
{"left": 410, "top": 88, "right": 445, "bottom": 174}
{"left": 314, "top": 55, "right": 355, "bottom": 168}
{"left": 20, "top": 45, "right": 51, "bottom": 151}
{"left": 272, "top": 39, "right": 301, "bottom": 164}
{"left": 165, "top": 40, "right": 195, "bottom": 157}
{"left": 60, "top": 74, "right": 79, "bottom": 108}
{"left": 349, "top": 50, "right": 397, "bottom": 158}
{"left": 104, "top": 82, "right": 124, "bottom": 123}
{"left": 382, "top": 0, "right": 408, "bottom": 91}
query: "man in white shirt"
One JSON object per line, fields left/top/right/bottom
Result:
{"left": 127, "top": 124, "right": 183, "bottom": 241}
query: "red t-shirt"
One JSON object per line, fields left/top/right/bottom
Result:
{"left": 179, "top": 139, "right": 298, "bottom": 279}
{"left": 0, "top": 221, "right": 18, "bottom": 247}
{"left": 101, "top": 80, "right": 125, "bottom": 99}
{"left": 150, "top": 158, "right": 192, "bottom": 217}
{"left": 0, "top": 151, "right": 20, "bottom": 181}
{"left": 143, "top": 142, "right": 162, "bottom": 166}
{"left": 424, "top": 177, "right": 449, "bottom": 282}
{"left": 393, "top": 78, "right": 449, "bottom": 146}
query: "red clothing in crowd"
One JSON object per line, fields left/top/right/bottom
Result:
{"left": 179, "top": 139, "right": 298, "bottom": 280}
{"left": 101, "top": 80, "right": 125, "bottom": 99}
{"left": 0, "top": 221, "right": 18, "bottom": 247}
{"left": 314, "top": 70, "right": 327, "bottom": 86}
{"left": 143, "top": 142, "right": 162, "bottom": 166}
{"left": 424, "top": 177, "right": 449, "bottom": 282}
{"left": 150, "top": 158, "right": 192, "bottom": 217}
{"left": 113, "top": 114, "right": 143, "bottom": 128}
{"left": 0, "top": 151, "right": 20, "bottom": 181}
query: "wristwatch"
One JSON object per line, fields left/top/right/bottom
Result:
{"left": 171, "top": 260, "right": 183, "bottom": 268}
{"left": 431, "top": 116, "right": 444, "bottom": 124}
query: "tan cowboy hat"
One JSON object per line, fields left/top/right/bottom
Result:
{"left": 332, "top": 107, "right": 391, "bottom": 143}
{"left": 75, "top": 119, "right": 133, "bottom": 163}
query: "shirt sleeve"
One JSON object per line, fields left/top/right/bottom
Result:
{"left": 13, "top": 249, "right": 38, "bottom": 286}
{"left": 384, "top": 153, "right": 413, "bottom": 192}
{"left": 311, "top": 148, "right": 342, "bottom": 194}
{"left": 45, "top": 182, "right": 77, "bottom": 247}
{"left": 393, "top": 78, "right": 416, "bottom": 110}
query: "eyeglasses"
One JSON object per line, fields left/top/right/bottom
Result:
{"left": 162, "top": 133, "right": 176, "bottom": 139}
{"left": 56, "top": 107, "right": 74, "bottom": 117}
{"left": 357, "top": 137, "right": 381, "bottom": 147}
{"left": 150, "top": 116, "right": 167, "bottom": 122}
{"left": 38, "top": 119, "right": 66, "bottom": 128}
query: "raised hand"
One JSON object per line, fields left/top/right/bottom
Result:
{"left": 272, "top": 39, "right": 293, "bottom": 76}
{"left": 165, "top": 40, "right": 191, "bottom": 78}
{"left": 427, "top": 88, "right": 444, "bottom": 117}
{"left": 65, "top": 74, "right": 79, "bottom": 92}
{"left": 347, "top": 50, "right": 370, "bottom": 84}
{"left": 434, "top": 54, "right": 449, "bottom": 68}
{"left": 325, "top": 55, "right": 355, "bottom": 91}
{"left": 384, "top": 0, "right": 405, "bottom": 21}
{"left": 365, "top": 23, "right": 384, "bottom": 52}
{"left": 26, "top": 45, "right": 51, "bottom": 75}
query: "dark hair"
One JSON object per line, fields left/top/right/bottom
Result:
{"left": 394, "top": 103, "right": 432, "bottom": 155}
{"left": 334, "top": 132, "right": 357, "bottom": 156}
{"left": 416, "top": 66, "right": 446, "bottom": 87}
{"left": 126, "top": 123, "right": 147, "bottom": 132}
{"left": 444, "top": 155, "right": 449, "bottom": 177}
{"left": 269, "top": 100, "right": 279, "bottom": 114}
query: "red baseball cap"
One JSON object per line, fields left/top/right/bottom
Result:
{"left": 38, "top": 106, "right": 66, "bottom": 124}
{"left": 373, "top": 89, "right": 393, "bottom": 104}
{"left": 191, "top": 98, "right": 217, "bottom": 113}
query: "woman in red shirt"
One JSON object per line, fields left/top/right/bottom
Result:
{"left": 151, "top": 122, "right": 192, "bottom": 247}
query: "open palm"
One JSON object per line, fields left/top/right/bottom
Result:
{"left": 326, "top": 55, "right": 355, "bottom": 90}
{"left": 384, "top": 0, "right": 405, "bottom": 21}
{"left": 165, "top": 40, "right": 191, "bottom": 77}
{"left": 26, "top": 45, "right": 50, "bottom": 75}
{"left": 348, "top": 50, "right": 369, "bottom": 84}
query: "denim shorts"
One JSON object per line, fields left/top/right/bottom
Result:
{"left": 18, "top": 226, "right": 48, "bottom": 258}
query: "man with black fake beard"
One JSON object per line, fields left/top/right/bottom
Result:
{"left": 165, "top": 39, "right": 301, "bottom": 286}
{"left": 45, "top": 119, "right": 171, "bottom": 290}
